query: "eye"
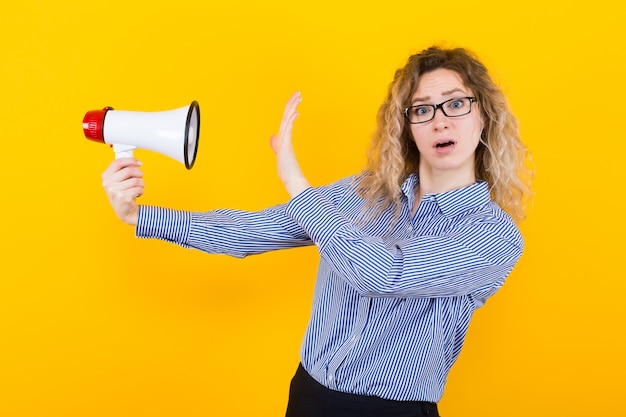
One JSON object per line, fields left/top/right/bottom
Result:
{"left": 448, "top": 99, "right": 466, "bottom": 109}
{"left": 415, "top": 106, "right": 432, "bottom": 116}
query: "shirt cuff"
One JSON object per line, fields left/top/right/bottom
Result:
{"left": 285, "top": 187, "right": 347, "bottom": 248}
{"left": 136, "top": 205, "right": 191, "bottom": 245}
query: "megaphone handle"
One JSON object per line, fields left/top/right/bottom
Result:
{"left": 112, "top": 143, "right": 136, "bottom": 159}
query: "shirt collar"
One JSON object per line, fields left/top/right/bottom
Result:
{"left": 401, "top": 174, "right": 492, "bottom": 217}
{"left": 401, "top": 173, "right": 420, "bottom": 198}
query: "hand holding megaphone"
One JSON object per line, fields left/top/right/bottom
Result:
{"left": 101, "top": 158, "right": 144, "bottom": 226}
{"left": 83, "top": 101, "right": 200, "bottom": 169}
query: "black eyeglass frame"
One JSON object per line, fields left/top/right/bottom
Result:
{"left": 403, "top": 97, "right": 476, "bottom": 124}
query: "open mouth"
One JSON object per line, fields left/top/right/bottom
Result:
{"left": 435, "top": 140, "right": 456, "bottom": 148}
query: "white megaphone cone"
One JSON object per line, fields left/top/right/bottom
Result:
{"left": 82, "top": 101, "right": 200, "bottom": 169}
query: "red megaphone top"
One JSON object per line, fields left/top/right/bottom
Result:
{"left": 82, "top": 107, "right": 113, "bottom": 143}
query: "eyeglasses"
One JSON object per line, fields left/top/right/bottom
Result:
{"left": 403, "top": 97, "right": 476, "bottom": 124}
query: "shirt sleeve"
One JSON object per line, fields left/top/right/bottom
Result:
{"left": 285, "top": 187, "right": 524, "bottom": 300}
{"left": 136, "top": 203, "right": 313, "bottom": 258}
{"left": 134, "top": 177, "right": 355, "bottom": 258}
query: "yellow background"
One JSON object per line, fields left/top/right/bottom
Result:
{"left": 1, "top": 1, "right": 624, "bottom": 416}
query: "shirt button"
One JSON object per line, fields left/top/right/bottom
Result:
{"left": 429, "top": 197, "right": 436, "bottom": 202}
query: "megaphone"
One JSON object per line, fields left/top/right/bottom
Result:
{"left": 82, "top": 101, "right": 200, "bottom": 169}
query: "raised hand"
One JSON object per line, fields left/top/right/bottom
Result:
{"left": 101, "top": 158, "right": 144, "bottom": 226}
{"left": 270, "top": 92, "right": 311, "bottom": 198}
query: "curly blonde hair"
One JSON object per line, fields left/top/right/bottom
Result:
{"left": 357, "top": 46, "right": 533, "bottom": 223}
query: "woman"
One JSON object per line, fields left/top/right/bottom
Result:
{"left": 102, "top": 46, "right": 532, "bottom": 417}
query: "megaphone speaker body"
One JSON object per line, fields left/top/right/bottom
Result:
{"left": 83, "top": 101, "right": 200, "bottom": 169}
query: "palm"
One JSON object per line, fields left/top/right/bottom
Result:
{"left": 270, "top": 92, "right": 310, "bottom": 197}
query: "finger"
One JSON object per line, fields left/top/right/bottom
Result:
{"left": 116, "top": 166, "right": 144, "bottom": 182}
{"left": 280, "top": 112, "right": 299, "bottom": 145}
{"left": 279, "top": 92, "right": 302, "bottom": 133}
{"left": 102, "top": 158, "right": 142, "bottom": 180}
{"left": 126, "top": 183, "right": 144, "bottom": 199}
{"left": 102, "top": 165, "right": 144, "bottom": 200}
{"left": 283, "top": 92, "right": 301, "bottom": 117}
{"left": 285, "top": 94, "right": 301, "bottom": 122}
{"left": 287, "top": 91, "right": 301, "bottom": 113}
{"left": 104, "top": 180, "right": 144, "bottom": 204}
{"left": 107, "top": 179, "right": 144, "bottom": 204}
{"left": 279, "top": 104, "right": 301, "bottom": 138}
{"left": 115, "top": 176, "right": 145, "bottom": 192}
{"left": 104, "top": 159, "right": 144, "bottom": 182}
{"left": 103, "top": 167, "right": 143, "bottom": 192}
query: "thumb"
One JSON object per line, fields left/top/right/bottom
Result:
{"left": 269, "top": 134, "right": 279, "bottom": 154}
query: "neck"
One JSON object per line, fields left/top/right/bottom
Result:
{"left": 415, "top": 166, "right": 476, "bottom": 201}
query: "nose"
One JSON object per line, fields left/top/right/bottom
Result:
{"left": 432, "top": 107, "right": 449, "bottom": 129}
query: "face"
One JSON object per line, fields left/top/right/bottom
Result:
{"left": 408, "top": 68, "right": 483, "bottom": 182}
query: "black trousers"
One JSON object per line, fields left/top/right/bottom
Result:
{"left": 285, "top": 364, "right": 439, "bottom": 417}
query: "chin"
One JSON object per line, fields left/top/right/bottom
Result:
{"left": 423, "top": 157, "right": 476, "bottom": 177}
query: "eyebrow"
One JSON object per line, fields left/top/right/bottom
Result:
{"left": 412, "top": 88, "right": 466, "bottom": 103}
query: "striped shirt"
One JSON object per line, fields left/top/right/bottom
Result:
{"left": 136, "top": 173, "right": 523, "bottom": 402}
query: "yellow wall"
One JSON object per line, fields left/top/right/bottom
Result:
{"left": 1, "top": 1, "right": 624, "bottom": 416}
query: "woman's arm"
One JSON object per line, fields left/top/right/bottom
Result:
{"left": 285, "top": 187, "right": 524, "bottom": 300}
{"left": 136, "top": 204, "right": 314, "bottom": 258}
{"left": 133, "top": 177, "right": 355, "bottom": 258}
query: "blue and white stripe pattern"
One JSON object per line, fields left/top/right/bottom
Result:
{"left": 136, "top": 173, "right": 523, "bottom": 402}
